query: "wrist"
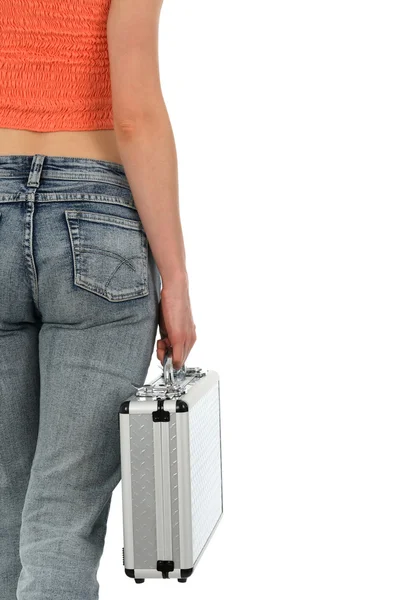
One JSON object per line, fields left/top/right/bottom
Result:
{"left": 160, "top": 269, "right": 189, "bottom": 288}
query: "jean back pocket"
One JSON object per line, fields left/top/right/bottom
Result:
{"left": 65, "top": 210, "right": 149, "bottom": 302}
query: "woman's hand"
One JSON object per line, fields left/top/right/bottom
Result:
{"left": 156, "top": 277, "right": 197, "bottom": 370}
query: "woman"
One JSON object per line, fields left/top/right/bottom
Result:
{"left": 0, "top": 0, "right": 196, "bottom": 598}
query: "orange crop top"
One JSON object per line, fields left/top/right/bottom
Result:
{"left": 0, "top": 0, "right": 114, "bottom": 132}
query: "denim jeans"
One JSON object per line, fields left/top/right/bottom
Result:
{"left": 0, "top": 154, "right": 161, "bottom": 599}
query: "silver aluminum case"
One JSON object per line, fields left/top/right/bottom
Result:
{"left": 119, "top": 368, "right": 223, "bottom": 580}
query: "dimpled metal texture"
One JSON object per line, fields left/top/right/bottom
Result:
{"left": 129, "top": 413, "right": 158, "bottom": 569}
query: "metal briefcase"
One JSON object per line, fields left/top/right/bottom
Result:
{"left": 118, "top": 347, "right": 223, "bottom": 583}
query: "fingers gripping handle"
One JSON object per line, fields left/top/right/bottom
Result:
{"left": 162, "top": 346, "right": 186, "bottom": 385}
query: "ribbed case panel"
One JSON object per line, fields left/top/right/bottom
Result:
{"left": 0, "top": 0, "right": 114, "bottom": 131}
{"left": 189, "top": 380, "right": 222, "bottom": 564}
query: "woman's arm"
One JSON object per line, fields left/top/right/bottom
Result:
{"left": 107, "top": 0, "right": 196, "bottom": 369}
{"left": 107, "top": 0, "right": 185, "bottom": 283}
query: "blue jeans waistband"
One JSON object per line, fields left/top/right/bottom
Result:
{"left": 0, "top": 153, "right": 135, "bottom": 209}
{"left": 0, "top": 154, "right": 127, "bottom": 179}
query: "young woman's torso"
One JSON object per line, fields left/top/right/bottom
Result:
{"left": 0, "top": 129, "right": 123, "bottom": 165}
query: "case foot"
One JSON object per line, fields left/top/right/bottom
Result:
{"left": 134, "top": 578, "right": 145, "bottom": 584}
{"left": 178, "top": 578, "right": 187, "bottom": 582}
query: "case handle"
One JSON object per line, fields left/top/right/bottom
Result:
{"left": 163, "top": 345, "right": 186, "bottom": 385}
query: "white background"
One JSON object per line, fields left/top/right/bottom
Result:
{"left": 100, "top": 1, "right": 400, "bottom": 598}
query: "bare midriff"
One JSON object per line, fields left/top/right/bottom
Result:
{"left": 0, "top": 128, "right": 123, "bottom": 166}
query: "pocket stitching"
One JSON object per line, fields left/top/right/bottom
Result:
{"left": 65, "top": 210, "right": 149, "bottom": 302}
{"left": 65, "top": 209, "right": 144, "bottom": 231}
{"left": 78, "top": 245, "right": 139, "bottom": 270}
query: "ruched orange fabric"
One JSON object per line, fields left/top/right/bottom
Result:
{"left": 0, "top": 0, "right": 114, "bottom": 132}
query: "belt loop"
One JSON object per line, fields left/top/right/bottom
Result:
{"left": 27, "top": 154, "right": 45, "bottom": 188}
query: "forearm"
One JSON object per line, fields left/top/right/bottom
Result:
{"left": 114, "top": 108, "right": 188, "bottom": 286}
